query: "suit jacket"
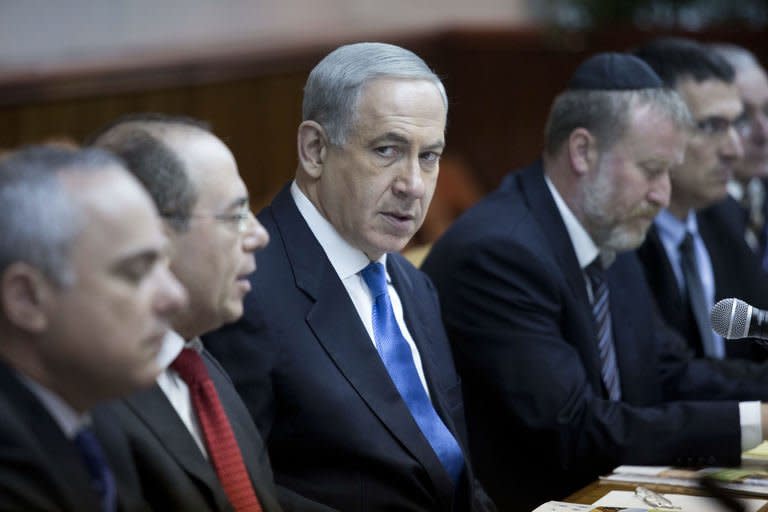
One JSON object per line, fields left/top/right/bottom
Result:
{"left": 203, "top": 184, "right": 494, "bottom": 512}
{"left": 0, "top": 361, "right": 147, "bottom": 512}
{"left": 637, "top": 198, "right": 768, "bottom": 360}
{"left": 421, "top": 161, "right": 768, "bottom": 511}
{"left": 99, "top": 349, "right": 290, "bottom": 512}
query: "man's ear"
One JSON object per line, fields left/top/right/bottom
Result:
{"left": 568, "top": 128, "right": 599, "bottom": 176}
{"left": 0, "top": 263, "right": 54, "bottom": 332}
{"left": 297, "top": 121, "right": 329, "bottom": 179}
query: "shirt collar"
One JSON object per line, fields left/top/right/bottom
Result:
{"left": 545, "top": 175, "right": 604, "bottom": 269}
{"left": 728, "top": 179, "right": 745, "bottom": 202}
{"left": 19, "top": 374, "right": 91, "bottom": 439}
{"left": 290, "top": 180, "right": 387, "bottom": 277}
{"left": 156, "top": 330, "right": 185, "bottom": 370}
{"left": 156, "top": 330, "right": 204, "bottom": 372}
{"left": 655, "top": 208, "right": 697, "bottom": 247}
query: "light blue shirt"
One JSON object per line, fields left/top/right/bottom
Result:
{"left": 654, "top": 209, "right": 724, "bottom": 359}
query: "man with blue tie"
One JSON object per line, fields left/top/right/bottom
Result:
{"left": 633, "top": 38, "right": 768, "bottom": 360}
{"left": 0, "top": 145, "right": 187, "bottom": 511}
{"left": 204, "top": 42, "right": 493, "bottom": 511}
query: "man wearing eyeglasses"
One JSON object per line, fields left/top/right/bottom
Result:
{"left": 633, "top": 38, "right": 768, "bottom": 361}
{"left": 711, "top": 44, "right": 768, "bottom": 271}
{"left": 89, "top": 114, "right": 333, "bottom": 512}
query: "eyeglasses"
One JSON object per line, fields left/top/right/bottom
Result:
{"left": 163, "top": 202, "right": 253, "bottom": 233}
{"left": 734, "top": 104, "right": 768, "bottom": 137}
{"left": 694, "top": 116, "right": 743, "bottom": 138}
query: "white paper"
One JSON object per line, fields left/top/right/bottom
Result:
{"left": 593, "top": 490, "right": 766, "bottom": 512}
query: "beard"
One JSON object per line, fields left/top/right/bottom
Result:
{"left": 582, "top": 163, "right": 659, "bottom": 253}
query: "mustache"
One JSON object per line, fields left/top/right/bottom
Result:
{"left": 626, "top": 204, "right": 660, "bottom": 219}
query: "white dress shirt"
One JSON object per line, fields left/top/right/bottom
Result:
{"left": 290, "top": 181, "right": 430, "bottom": 395}
{"left": 545, "top": 176, "right": 761, "bottom": 450}
{"left": 155, "top": 331, "right": 208, "bottom": 458}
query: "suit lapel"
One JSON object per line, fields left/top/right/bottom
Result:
{"left": 606, "top": 255, "right": 648, "bottom": 403}
{"left": 204, "top": 353, "right": 282, "bottom": 512}
{"left": 638, "top": 225, "right": 686, "bottom": 321}
{"left": 0, "top": 364, "right": 101, "bottom": 512}
{"left": 271, "top": 186, "right": 455, "bottom": 506}
{"left": 388, "top": 257, "right": 459, "bottom": 434}
{"left": 121, "top": 385, "right": 226, "bottom": 505}
{"left": 517, "top": 163, "right": 605, "bottom": 394}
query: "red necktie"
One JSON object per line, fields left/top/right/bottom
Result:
{"left": 171, "top": 348, "right": 263, "bottom": 512}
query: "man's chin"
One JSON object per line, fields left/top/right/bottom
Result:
{"left": 603, "top": 227, "right": 648, "bottom": 253}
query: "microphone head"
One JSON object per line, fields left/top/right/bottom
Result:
{"left": 710, "top": 298, "right": 750, "bottom": 339}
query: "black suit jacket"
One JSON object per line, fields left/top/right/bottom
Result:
{"left": 0, "top": 362, "right": 147, "bottom": 512}
{"left": 204, "top": 184, "right": 493, "bottom": 512}
{"left": 637, "top": 198, "right": 768, "bottom": 360}
{"left": 99, "top": 349, "right": 291, "bottom": 512}
{"left": 422, "top": 161, "right": 768, "bottom": 511}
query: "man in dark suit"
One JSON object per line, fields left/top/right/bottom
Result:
{"left": 712, "top": 43, "right": 768, "bottom": 269}
{"left": 633, "top": 38, "right": 768, "bottom": 360}
{"left": 0, "top": 145, "right": 187, "bottom": 511}
{"left": 91, "top": 115, "right": 328, "bottom": 512}
{"left": 422, "top": 52, "right": 768, "bottom": 511}
{"left": 203, "top": 42, "right": 494, "bottom": 511}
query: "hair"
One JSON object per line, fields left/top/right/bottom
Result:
{"left": 544, "top": 87, "right": 692, "bottom": 155}
{"left": 87, "top": 113, "right": 210, "bottom": 232}
{"left": 0, "top": 145, "right": 125, "bottom": 287}
{"left": 302, "top": 42, "right": 447, "bottom": 145}
{"left": 709, "top": 43, "right": 762, "bottom": 74}
{"left": 632, "top": 37, "right": 735, "bottom": 88}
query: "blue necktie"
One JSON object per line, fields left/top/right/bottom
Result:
{"left": 585, "top": 260, "right": 621, "bottom": 401}
{"left": 679, "top": 232, "right": 723, "bottom": 359}
{"left": 360, "top": 261, "right": 464, "bottom": 484}
{"left": 73, "top": 427, "right": 117, "bottom": 512}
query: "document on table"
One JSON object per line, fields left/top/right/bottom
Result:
{"left": 592, "top": 490, "right": 766, "bottom": 511}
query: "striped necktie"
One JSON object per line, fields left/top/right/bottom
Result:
{"left": 585, "top": 259, "right": 621, "bottom": 401}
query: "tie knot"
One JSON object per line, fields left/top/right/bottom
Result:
{"left": 585, "top": 258, "right": 605, "bottom": 285}
{"left": 360, "top": 261, "right": 388, "bottom": 298}
{"left": 170, "top": 348, "right": 209, "bottom": 385}
{"left": 73, "top": 427, "right": 101, "bottom": 457}
{"left": 679, "top": 231, "right": 695, "bottom": 254}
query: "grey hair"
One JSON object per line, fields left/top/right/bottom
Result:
{"left": 0, "top": 145, "right": 125, "bottom": 287}
{"left": 89, "top": 113, "right": 207, "bottom": 232}
{"left": 302, "top": 42, "right": 447, "bottom": 145}
{"left": 709, "top": 43, "right": 762, "bottom": 74}
{"left": 544, "top": 87, "right": 692, "bottom": 155}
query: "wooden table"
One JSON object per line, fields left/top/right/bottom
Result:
{"left": 566, "top": 480, "right": 768, "bottom": 511}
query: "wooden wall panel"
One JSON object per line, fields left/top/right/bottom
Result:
{"left": 0, "top": 28, "right": 766, "bottom": 212}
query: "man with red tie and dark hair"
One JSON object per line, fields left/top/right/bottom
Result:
{"left": 91, "top": 114, "right": 333, "bottom": 512}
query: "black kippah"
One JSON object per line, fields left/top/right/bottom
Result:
{"left": 567, "top": 52, "right": 664, "bottom": 91}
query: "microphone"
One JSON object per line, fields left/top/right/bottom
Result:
{"left": 710, "top": 298, "right": 768, "bottom": 340}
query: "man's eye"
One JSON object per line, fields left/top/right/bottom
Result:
{"left": 375, "top": 146, "right": 398, "bottom": 158}
{"left": 118, "top": 262, "right": 152, "bottom": 283}
{"left": 420, "top": 151, "right": 441, "bottom": 163}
